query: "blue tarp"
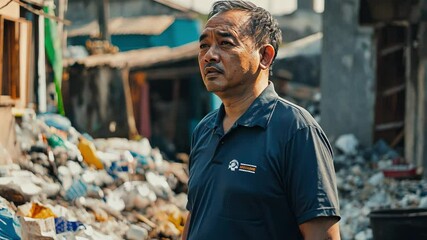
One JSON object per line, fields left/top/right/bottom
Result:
{"left": 0, "top": 208, "right": 21, "bottom": 240}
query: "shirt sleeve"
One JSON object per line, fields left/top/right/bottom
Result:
{"left": 283, "top": 126, "right": 340, "bottom": 225}
{"left": 186, "top": 127, "right": 199, "bottom": 212}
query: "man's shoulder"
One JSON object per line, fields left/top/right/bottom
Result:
{"left": 193, "top": 109, "right": 219, "bottom": 134}
{"left": 272, "top": 97, "right": 321, "bottom": 131}
{"left": 199, "top": 108, "right": 218, "bottom": 125}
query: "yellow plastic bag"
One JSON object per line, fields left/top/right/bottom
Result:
{"left": 78, "top": 138, "right": 104, "bottom": 170}
{"left": 27, "top": 203, "right": 56, "bottom": 219}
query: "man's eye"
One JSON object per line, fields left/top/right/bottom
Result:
{"left": 221, "top": 41, "right": 233, "bottom": 46}
{"left": 200, "top": 44, "right": 208, "bottom": 49}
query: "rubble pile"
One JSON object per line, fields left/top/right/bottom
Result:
{"left": 334, "top": 135, "right": 427, "bottom": 240}
{"left": 0, "top": 111, "right": 189, "bottom": 240}
{"left": 2, "top": 109, "right": 426, "bottom": 240}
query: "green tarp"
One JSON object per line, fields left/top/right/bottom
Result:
{"left": 44, "top": 5, "right": 65, "bottom": 115}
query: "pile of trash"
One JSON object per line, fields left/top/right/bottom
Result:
{"left": 334, "top": 134, "right": 427, "bottom": 240}
{"left": 0, "top": 110, "right": 189, "bottom": 240}
{"left": 2, "top": 109, "right": 426, "bottom": 240}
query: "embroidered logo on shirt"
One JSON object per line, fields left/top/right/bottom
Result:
{"left": 228, "top": 160, "right": 257, "bottom": 174}
{"left": 238, "top": 163, "right": 257, "bottom": 174}
{"left": 228, "top": 159, "right": 239, "bottom": 171}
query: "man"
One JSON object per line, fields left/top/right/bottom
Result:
{"left": 183, "top": 1, "right": 340, "bottom": 239}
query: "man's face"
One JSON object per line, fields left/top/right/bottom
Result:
{"left": 198, "top": 10, "right": 261, "bottom": 95}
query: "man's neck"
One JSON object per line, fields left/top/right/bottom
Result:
{"left": 220, "top": 79, "right": 268, "bottom": 132}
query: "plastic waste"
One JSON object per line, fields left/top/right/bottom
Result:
{"left": 130, "top": 150, "right": 149, "bottom": 166}
{"left": 19, "top": 216, "right": 57, "bottom": 240}
{"left": 26, "top": 202, "right": 56, "bottom": 219}
{"left": 146, "top": 171, "right": 174, "bottom": 199}
{"left": 78, "top": 138, "right": 104, "bottom": 170}
{"left": 335, "top": 134, "right": 359, "bottom": 155}
{"left": 55, "top": 217, "right": 85, "bottom": 234}
{"left": 126, "top": 225, "right": 149, "bottom": 240}
{"left": 65, "top": 179, "right": 88, "bottom": 201}
{"left": 38, "top": 113, "right": 72, "bottom": 132}
{"left": 47, "top": 134, "right": 67, "bottom": 149}
{"left": 0, "top": 208, "right": 21, "bottom": 240}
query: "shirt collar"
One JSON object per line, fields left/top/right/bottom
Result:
{"left": 206, "top": 82, "right": 278, "bottom": 130}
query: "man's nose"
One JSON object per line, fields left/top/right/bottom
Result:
{"left": 204, "top": 45, "right": 220, "bottom": 63}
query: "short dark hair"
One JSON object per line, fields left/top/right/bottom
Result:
{"left": 208, "top": 0, "right": 282, "bottom": 63}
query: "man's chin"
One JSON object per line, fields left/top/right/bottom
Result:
{"left": 204, "top": 81, "right": 224, "bottom": 92}
{"left": 206, "top": 87, "right": 223, "bottom": 93}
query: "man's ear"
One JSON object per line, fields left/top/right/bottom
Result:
{"left": 259, "top": 45, "right": 275, "bottom": 70}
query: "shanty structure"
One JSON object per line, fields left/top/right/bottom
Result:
{"left": 0, "top": 0, "right": 45, "bottom": 108}
{"left": 65, "top": 0, "right": 201, "bottom": 51}
{"left": 321, "top": 0, "right": 427, "bottom": 175}
{"left": 63, "top": 0, "right": 205, "bottom": 157}
{"left": 67, "top": 15, "right": 200, "bottom": 51}
{"left": 1, "top": 0, "right": 68, "bottom": 160}
{"left": 64, "top": 42, "right": 208, "bottom": 157}
{"left": 273, "top": 32, "right": 322, "bottom": 87}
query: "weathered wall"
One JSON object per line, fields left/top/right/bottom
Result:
{"left": 67, "top": 66, "right": 129, "bottom": 138}
{"left": 320, "top": 0, "right": 376, "bottom": 146}
{"left": 0, "top": 104, "right": 19, "bottom": 164}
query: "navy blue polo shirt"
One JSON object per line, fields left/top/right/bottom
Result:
{"left": 186, "top": 83, "right": 340, "bottom": 240}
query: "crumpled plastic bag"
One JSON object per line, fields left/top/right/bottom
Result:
{"left": 146, "top": 171, "right": 174, "bottom": 199}
{"left": 19, "top": 216, "right": 56, "bottom": 240}
{"left": 335, "top": 134, "right": 359, "bottom": 155}
{"left": 55, "top": 217, "right": 85, "bottom": 234}
{"left": 27, "top": 202, "right": 57, "bottom": 219}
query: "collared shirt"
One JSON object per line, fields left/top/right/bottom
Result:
{"left": 186, "top": 83, "right": 340, "bottom": 240}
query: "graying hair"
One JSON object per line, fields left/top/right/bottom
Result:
{"left": 208, "top": 0, "right": 282, "bottom": 63}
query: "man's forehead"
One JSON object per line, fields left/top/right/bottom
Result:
{"left": 200, "top": 25, "right": 237, "bottom": 37}
{"left": 203, "top": 10, "right": 250, "bottom": 32}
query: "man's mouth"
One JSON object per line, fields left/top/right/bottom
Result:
{"left": 204, "top": 66, "right": 223, "bottom": 76}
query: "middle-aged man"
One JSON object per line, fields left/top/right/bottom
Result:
{"left": 183, "top": 1, "right": 340, "bottom": 239}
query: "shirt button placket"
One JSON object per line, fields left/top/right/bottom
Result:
{"left": 210, "top": 130, "right": 224, "bottom": 163}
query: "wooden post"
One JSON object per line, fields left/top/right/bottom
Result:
{"left": 57, "top": 0, "right": 66, "bottom": 55}
{"left": 38, "top": 15, "right": 47, "bottom": 112}
{"left": 121, "top": 67, "right": 139, "bottom": 138}
{"left": 0, "top": 16, "right": 4, "bottom": 96}
{"left": 405, "top": 24, "right": 416, "bottom": 166}
{"left": 97, "top": 0, "right": 110, "bottom": 42}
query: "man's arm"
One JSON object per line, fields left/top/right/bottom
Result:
{"left": 299, "top": 217, "right": 340, "bottom": 240}
{"left": 182, "top": 212, "right": 191, "bottom": 240}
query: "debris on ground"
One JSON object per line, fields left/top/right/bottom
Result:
{"left": 0, "top": 110, "right": 189, "bottom": 239}
{"left": 335, "top": 136, "right": 426, "bottom": 240}
{"left": 1, "top": 110, "right": 426, "bottom": 240}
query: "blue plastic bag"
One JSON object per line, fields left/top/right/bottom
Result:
{"left": 55, "top": 217, "right": 85, "bottom": 234}
{"left": 0, "top": 208, "right": 21, "bottom": 240}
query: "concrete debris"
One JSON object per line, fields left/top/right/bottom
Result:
{"left": 0, "top": 112, "right": 189, "bottom": 239}
{"left": 335, "top": 135, "right": 427, "bottom": 240}
{"left": 354, "top": 229, "right": 373, "bottom": 240}
{"left": 2, "top": 110, "right": 426, "bottom": 239}
{"left": 335, "top": 134, "right": 359, "bottom": 155}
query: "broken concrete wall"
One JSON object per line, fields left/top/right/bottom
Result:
{"left": 320, "top": 0, "right": 376, "bottom": 146}
{"left": 67, "top": 66, "right": 129, "bottom": 138}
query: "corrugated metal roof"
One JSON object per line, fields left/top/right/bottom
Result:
{"left": 68, "top": 15, "right": 175, "bottom": 37}
{"left": 153, "top": 0, "right": 198, "bottom": 14}
{"left": 128, "top": 41, "right": 198, "bottom": 69}
{"left": 276, "top": 32, "right": 322, "bottom": 59}
{"left": 64, "top": 41, "right": 199, "bottom": 68}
